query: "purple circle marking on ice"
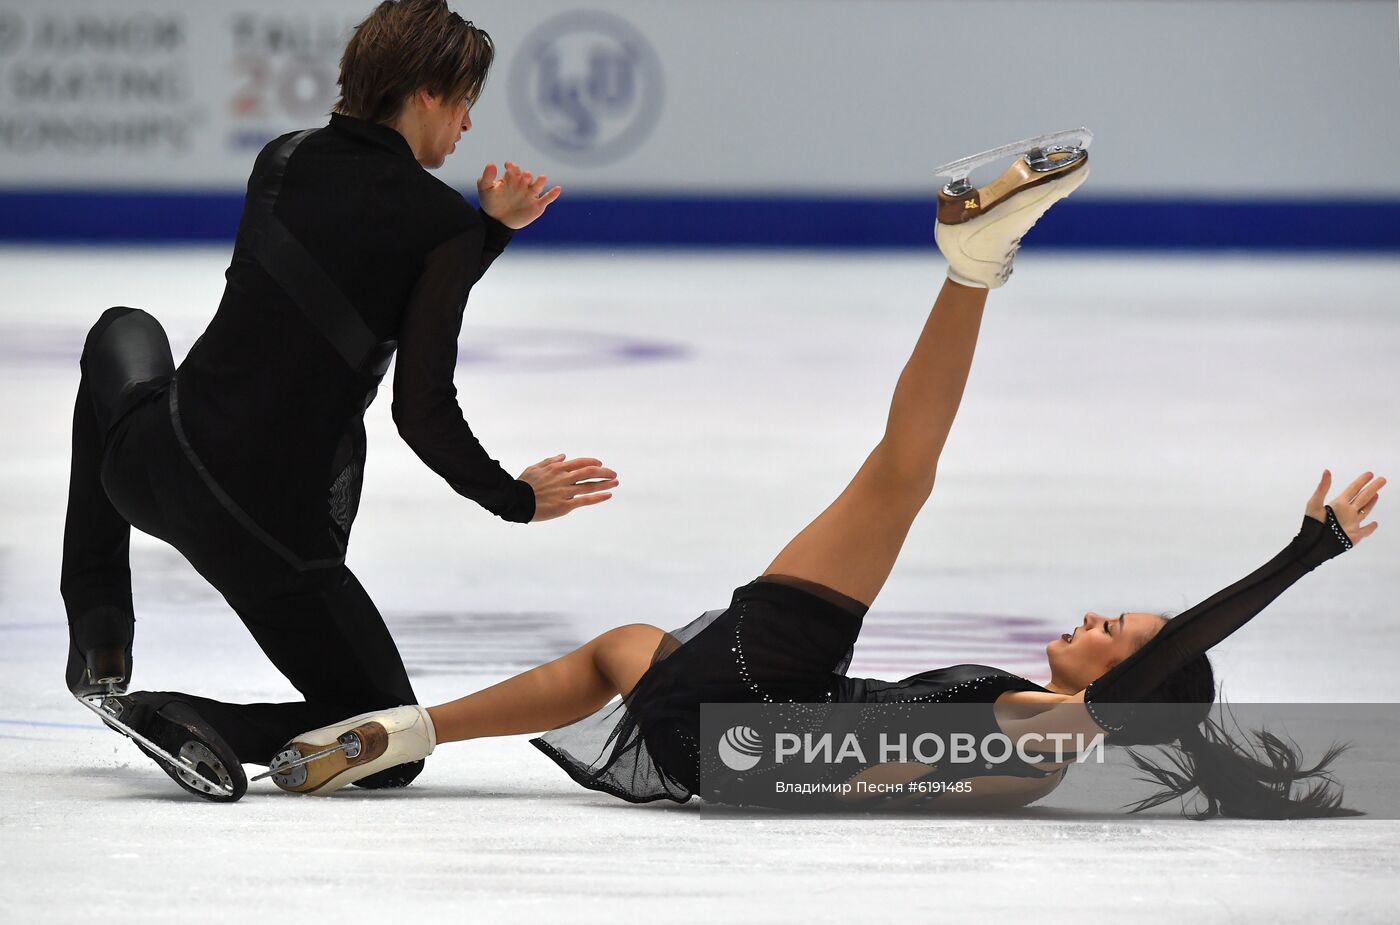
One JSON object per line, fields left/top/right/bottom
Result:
{"left": 388, "top": 611, "right": 580, "bottom": 677}
{"left": 850, "top": 611, "right": 1060, "bottom": 684}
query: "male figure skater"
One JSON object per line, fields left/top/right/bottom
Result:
{"left": 60, "top": 0, "right": 614, "bottom": 800}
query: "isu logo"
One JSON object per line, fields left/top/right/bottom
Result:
{"left": 509, "top": 11, "right": 663, "bottom": 166}
{"left": 717, "top": 725, "right": 764, "bottom": 771}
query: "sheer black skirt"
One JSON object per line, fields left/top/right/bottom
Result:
{"left": 531, "top": 576, "right": 867, "bottom": 803}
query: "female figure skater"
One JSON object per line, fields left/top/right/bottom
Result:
{"left": 62, "top": 0, "right": 616, "bottom": 801}
{"left": 270, "top": 142, "right": 1382, "bottom": 817}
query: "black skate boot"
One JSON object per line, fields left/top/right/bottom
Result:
{"left": 96, "top": 692, "right": 247, "bottom": 802}
{"left": 65, "top": 606, "right": 134, "bottom": 697}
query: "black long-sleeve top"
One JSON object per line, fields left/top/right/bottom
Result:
{"left": 173, "top": 113, "right": 533, "bottom": 571}
{"left": 1084, "top": 509, "right": 1353, "bottom": 731}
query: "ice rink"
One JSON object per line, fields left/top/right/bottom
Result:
{"left": 3, "top": 247, "right": 1398, "bottom": 922}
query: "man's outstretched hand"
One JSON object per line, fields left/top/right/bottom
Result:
{"left": 478, "top": 161, "right": 562, "bottom": 230}
{"left": 519, "top": 454, "right": 618, "bottom": 522}
{"left": 1305, "top": 469, "right": 1383, "bottom": 544}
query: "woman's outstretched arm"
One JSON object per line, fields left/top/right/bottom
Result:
{"left": 762, "top": 279, "right": 989, "bottom": 607}
{"left": 1081, "top": 470, "right": 1380, "bottom": 731}
{"left": 997, "top": 470, "right": 1382, "bottom": 742}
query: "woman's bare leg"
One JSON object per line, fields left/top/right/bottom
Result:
{"left": 765, "top": 142, "right": 1091, "bottom": 605}
{"left": 763, "top": 278, "right": 988, "bottom": 606}
{"left": 426, "top": 624, "right": 664, "bottom": 743}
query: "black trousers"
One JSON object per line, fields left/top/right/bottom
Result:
{"left": 61, "top": 307, "right": 422, "bottom": 784}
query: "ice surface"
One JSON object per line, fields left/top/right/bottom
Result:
{"left": 2, "top": 248, "right": 1398, "bottom": 922}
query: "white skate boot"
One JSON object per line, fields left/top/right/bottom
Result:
{"left": 933, "top": 127, "right": 1092, "bottom": 288}
{"left": 255, "top": 705, "right": 436, "bottom": 795}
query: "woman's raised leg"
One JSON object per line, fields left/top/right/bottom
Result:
{"left": 764, "top": 146, "right": 1091, "bottom": 606}
{"left": 762, "top": 279, "right": 988, "bottom": 606}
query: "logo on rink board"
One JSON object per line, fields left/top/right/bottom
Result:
{"left": 225, "top": 12, "right": 353, "bottom": 151}
{"left": 508, "top": 10, "right": 663, "bottom": 165}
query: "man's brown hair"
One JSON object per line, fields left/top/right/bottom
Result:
{"left": 335, "top": 0, "right": 494, "bottom": 124}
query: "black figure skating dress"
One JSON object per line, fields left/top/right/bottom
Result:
{"left": 532, "top": 575, "right": 1050, "bottom": 803}
{"left": 532, "top": 513, "right": 1351, "bottom": 804}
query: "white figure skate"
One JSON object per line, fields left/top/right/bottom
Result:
{"left": 933, "top": 127, "right": 1092, "bottom": 288}
{"left": 255, "top": 705, "right": 436, "bottom": 795}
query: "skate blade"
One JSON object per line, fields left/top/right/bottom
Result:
{"left": 936, "top": 148, "right": 1089, "bottom": 228}
{"left": 73, "top": 692, "right": 236, "bottom": 799}
{"left": 256, "top": 724, "right": 386, "bottom": 794}
{"left": 250, "top": 739, "right": 353, "bottom": 784}
{"left": 933, "top": 127, "right": 1093, "bottom": 180}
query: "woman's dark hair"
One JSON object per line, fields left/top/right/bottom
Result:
{"left": 335, "top": 0, "right": 494, "bottom": 124}
{"left": 1111, "top": 651, "right": 1355, "bottom": 819}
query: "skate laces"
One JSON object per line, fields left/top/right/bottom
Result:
{"left": 999, "top": 204, "right": 1049, "bottom": 279}
{"left": 1000, "top": 237, "right": 1024, "bottom": 282}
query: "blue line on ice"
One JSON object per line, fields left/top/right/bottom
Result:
{"left": 0, "top": 718, "right": 93, "bottom": 729}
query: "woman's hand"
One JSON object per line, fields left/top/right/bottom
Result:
{"left": 1305, "top": 469, "right": 1383, "bottom": 544}
{"left": 518, "top": 454, "right": 618, "bottom": 522}
{"left": 477, "top": 161, "right": 562, "bottom": 230}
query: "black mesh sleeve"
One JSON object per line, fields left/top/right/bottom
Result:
{"left": 478, "top": 209, "right": 513, "bottom": 274}
{"left": 391, "top": 227, "right": 534, "bottom": 523}
{"left": 1083, "top": 508, "right": 1352, "bottom": 732}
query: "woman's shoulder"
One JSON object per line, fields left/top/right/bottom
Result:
{"left": 995, "top": 688, "right": 1076, "bottom": 705}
